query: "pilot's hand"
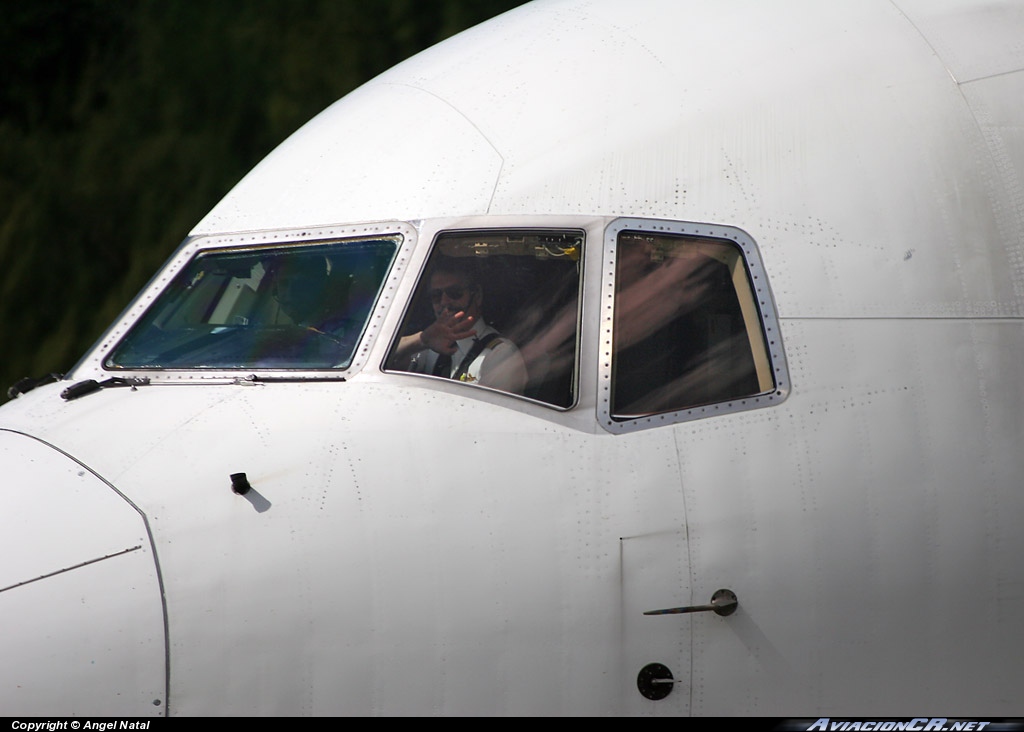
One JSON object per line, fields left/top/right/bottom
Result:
{"left": 421, "top": 310, "right": 475, "bottom": 355}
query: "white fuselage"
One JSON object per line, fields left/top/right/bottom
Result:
{"left": 2, "top": 0, "right": 1022, "bottom": 716}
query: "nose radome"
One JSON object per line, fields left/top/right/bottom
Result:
{"left": 0, "top": 430, "right": 165, "bottom": 715}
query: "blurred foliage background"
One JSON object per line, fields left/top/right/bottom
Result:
{"left": 0, "top": 0, "right": 526, "bottom": 398}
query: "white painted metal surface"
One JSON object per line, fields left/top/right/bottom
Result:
{"left": 0, "top": 431, "right": 165, "bottom": 715}
{"left": 1, "top": 0, "right": 1022, "bottom": 716}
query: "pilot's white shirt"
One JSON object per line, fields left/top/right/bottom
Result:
{"left": 410, "top": 319, "right": 528, "bottom": 395}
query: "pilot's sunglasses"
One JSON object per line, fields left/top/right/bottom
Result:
{"left": 429, "top": 286, "right": 468, "bottom": 303}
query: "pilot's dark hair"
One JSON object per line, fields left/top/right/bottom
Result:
{"left": 429, "top": 256, "right": 482, "bottom": 290}
{"left": 268, "top": 253, "right": 330, "bottom": 283}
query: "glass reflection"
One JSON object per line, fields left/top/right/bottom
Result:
{"left": 107, "top": 239, "right": 397, "bottom": 370}
{"left": 612, "top": 233, "right": 764, "bottom": 418}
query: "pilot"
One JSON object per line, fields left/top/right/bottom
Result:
{"left": 270, "top": 254, "right": 376, "bottom": 349}
{"left": 392, "top": 258, "right": 528, "bottom": 394}
{"left": 271, "top": 255, "right": 335, "bottom": 329}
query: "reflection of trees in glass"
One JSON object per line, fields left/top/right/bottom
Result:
{"left": 612, "top": 234, "right": 765, "bottom": 418}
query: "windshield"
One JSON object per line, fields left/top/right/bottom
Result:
{"left": 384, "top": 229, "right": 582, "bottom": 407}
{"left": 106, "top": 238, "right": 398, "bottom": 370}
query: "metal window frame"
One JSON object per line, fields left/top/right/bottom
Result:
{"left": 598, "top": 218, "right": 790, "bottom": 434}
{"left": 78, "top": 222, "right": 416, "bottom": 382}
{"left": 380, "top": 225, "right": 587, "bottom": 411}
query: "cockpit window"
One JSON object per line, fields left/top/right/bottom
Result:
{"left": 603, "top": 223, "right": 787, "bottom": 430}
{"left": 106, "top": 238, "right": 398, "bottom": 370}
{"left": 385, "top": 230, "right": 582, "bottom": 408}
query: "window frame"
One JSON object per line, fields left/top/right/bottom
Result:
{"left": 78, "top": 222, "right": 416, "bottom": 382}
{"left": 598, "top": 218, "right": 789, "bottom": 433}
{"left": 381, "top": 226, "right": 586, "bottom": 411}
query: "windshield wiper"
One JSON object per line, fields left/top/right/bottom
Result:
{"left": 7, "top": 373, "right": 63, "bottom": 399}
{"left": 61, "top": 377, "right": 151, "bottom": 401}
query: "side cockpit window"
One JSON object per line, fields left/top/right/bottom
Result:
{"left": 602, "top": 221, "right": 787, "bottom": 431}
{"left": 385, "top": 230, "right": 582, "bottom": 408}
{"left": 106, "top": 238, "right": 398, "bottom": 370}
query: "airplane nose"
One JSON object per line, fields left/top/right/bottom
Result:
{"left": 0, "top": 430, "right": 166, "bottom": 715}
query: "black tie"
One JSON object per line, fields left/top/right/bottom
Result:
{"left": 432, "top": 353, "right": 452, "bottom": 377}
